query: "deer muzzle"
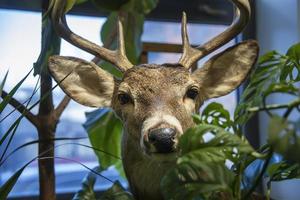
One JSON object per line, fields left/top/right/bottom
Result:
{"left": 148, "top": 127, "right": 176, "bottom": 153}
{"left": 141, "top": 114, "right": 183, "bottom": 155}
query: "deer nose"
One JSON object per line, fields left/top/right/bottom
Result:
{"left": 148, "top": 128, "right": 176, "bottom": 153}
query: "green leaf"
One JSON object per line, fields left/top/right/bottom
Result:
{"left": 65, "top": 0, "right": 88, "bottom": 13}
{"left": 163, "top": 123, "right": 255, "bottom": 199}
{"left": 121, "top": 0, "right": 158, "bottom": 14}
{"left": 258, "top": 51, "right": 278, "bottom": 64}
{"left": 236, "top": 43, "right": 300, "bottom": 125}
{"left": 161, "top": 161, "right": 235, "bottom": 200}
{"left": 0, "top": 71, "right": 8, "bottom": 97}
{"left": 200, "top": 102, "right": 234, "bottom": 130}
{"left": 0, "top": 163, "right": 29, "bottom": 200}
{"left": 91, "top": 0, "right": 129, "bottom": 11}
{"left": 65, "top": 0, "right": 77, "bottom": 13}
{"left": 0, "top": 69, "right": 32, "bottom": 113}
{"left": 84, "top": 109, "right": 123, "bottom": 171}
{"left": 0, "top": 117, "right": 22, "bottom": 162}
{"left": 100, "top": 11, "right": 144, "bottom": 65}
{"left": 286, "top": 43, "right": 300, "bottom": 65}
{"left": 234, "top": 47, "right": 300, "bottom": 124}
{"left": 264, "top": 83, "right": 299, "bottom": 97}
{"left": 98, "top": 181, "right": 133, "bottom": 200}
{"left": 162, "top": 123, "right": 256, "bottom": 199}
{"left": 72, "top": 166, "right": 101, "bottom": 200}
{"left": 179, "top": 124, "right": 254, "bottom": 160}
{"left": 267, "top": 162, "right": 300, "bottom": 181}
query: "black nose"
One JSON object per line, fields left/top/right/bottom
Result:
{"left": 148, "top": 128, "right": 176, "bottom": 153}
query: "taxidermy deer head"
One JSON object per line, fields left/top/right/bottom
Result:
{"left": 49, "top": 0, "right": 258, "bottom": 199}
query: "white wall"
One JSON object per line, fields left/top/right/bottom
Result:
{"left": 256, "top": 1, "right": 300, "bottom": 200}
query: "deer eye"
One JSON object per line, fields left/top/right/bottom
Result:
{"left": 118, "top": 93, "right": 132, "bottom": 105}
{"left": 186, "top": 87, "right": 199, "bottom": 100}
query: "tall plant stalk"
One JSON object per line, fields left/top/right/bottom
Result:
{"left": 1, "top": 1, "right": 70, "bottom": 199}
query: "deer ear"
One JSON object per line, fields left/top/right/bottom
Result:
{"left": 192, "top": 40, "right": 259, "bottom": 99}
{"left": 48, "top": 56, "right": 115, "bottom": 107}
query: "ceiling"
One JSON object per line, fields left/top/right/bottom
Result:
{"left": 0, "top": 0, "right": 234, "bottom": 24}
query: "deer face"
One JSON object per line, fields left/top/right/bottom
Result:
{"left": 49, "top": 40, "right": 258, "bottom": 158}
{"left": 113, "top": 65, "right": 195, "bottom": 156}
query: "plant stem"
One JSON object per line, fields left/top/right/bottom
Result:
{"left": 54, "top": 95, "right": 70, "bottom": 119}
{"left": 247, "top": 99, "right": 300, "bottom": 113}
{"left": 37, "top": 67, "right": 56, "bottom": 200}
{"left": 1, "top": 90, "right": 38, "bottom": 126}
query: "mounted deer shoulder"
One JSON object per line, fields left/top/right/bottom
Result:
{"left": 49, "top": 0, "right": 258, "bottom": 199}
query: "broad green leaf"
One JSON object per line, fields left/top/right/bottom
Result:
{"left": 99, "top": 62, "right": 123, "bottom": 78}
{"left": 234, "top": 48, "right": 299, "bottom": 124}
{"left": 100, "top": 11, "right": 144, "bottom": 65}
{"left": 165, "top": 123, "right": 254, "bottom": 199}
{"left": 286, "top": 43, "right": 300, "bottom": 65}
{"left": 161, "top": 161, "right": 235, "bottom": 200}
{"left": 258, "top": 51, "right": 278, "bottom": 64}
{"left": 236, "top": 43, "right": 300, "bottom": 125}
{"left": 179, "top": 124, "right": 253, "bottom": 159}
{"left": 84, "top": 109, "right": 123, "bottom": 171}
{"left": 72, "top": 166, "right": 101, "bottom": 200}
{"left": 98, "top": 181, "right": 133, "bottom": 200}
{"left": 200, "top": 102, "right": 234, "bottom": 130}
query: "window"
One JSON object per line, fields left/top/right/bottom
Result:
{"left": 0, "top": 9, "right": 236, "bottom": 198}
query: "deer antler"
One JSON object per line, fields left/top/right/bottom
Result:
{"left": 51, "top": 0, "right": 133, "bottom": 72}
{"left": 179, "top": 0, "right": 251, "bottom": 69}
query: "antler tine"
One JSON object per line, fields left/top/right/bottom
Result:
{"left": 51, "top": 0, "right": 133, "bottom": 72}
{"left": 179, "top": 0, "right": 251, "bottom": 69}
{"left": 117, "top": 19, "right": 128, "bottom": 62}
{"left": 179, "top": 12, "right": 203, "bottom": 68}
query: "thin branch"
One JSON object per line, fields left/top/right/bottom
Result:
{"left": 247, "top": 99, "right": 300, "bottom": 113}
{"left": 1, "top": 90, "right": 38, "bottom": 126}
{"left": 54, "top": 95, "right": 71, "bottom": 119}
